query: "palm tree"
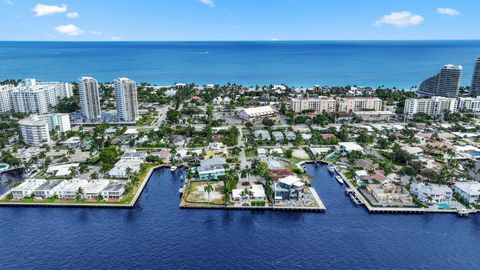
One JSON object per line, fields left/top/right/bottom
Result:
{"left": 204, "top": 183, "right": 214, "bottom": 204}
{"left": 75, "top": 187, "right": 84, "bottom": 201}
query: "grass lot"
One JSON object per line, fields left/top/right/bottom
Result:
{"left": 182, "top": 180, "right": 225, "bottom": 206}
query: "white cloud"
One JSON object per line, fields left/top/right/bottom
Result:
{"left": 55, "top": 24, "right": 83, "bottom": 36}
{"left": 66, "top": 11, "right": 79, "bottom": 18}
{"left": 33, "top": 3, "right": 67, "bottom": 17}
{"left": 111, "top": 36, "right": 122, "bottom": 41}
{"left": 199, "top": 0, "right": 214, "bottom": 8}
{"left": 437, "top": 8, "right": 460, "bottom": 16}
{"left": 89, "top": 30, "right": 103, "bottom": 35}
{"left": 4, "top": 0, "right": 13, "bottom": 5}
{"left": 375, "top": 11, "right": 424, "bottom": 27}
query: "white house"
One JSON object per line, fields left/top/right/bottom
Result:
{"left": 10, "top": 179, "right": 46, "bottom": 199}
{"left": 454, "top": 182, "right": 480, "bottom": 204}
{"left": 410, "top": 182, "right": 453, "bottom": 205}
{"left": 232, "top": 185, "right": 266, "bottom": 202}
{"left": 337, "top": 142, "right": 364, "bottom": 154}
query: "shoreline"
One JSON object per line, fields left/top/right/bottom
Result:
{"left": 0, "top": 164, "right": 163, "bottom": 209}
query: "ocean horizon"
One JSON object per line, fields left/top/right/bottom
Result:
{"left": 1, "top": 40, "right": 479, "bottom": 88}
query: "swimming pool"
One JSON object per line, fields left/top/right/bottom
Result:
{"left": 438, "top": 203, "right": 451, "bottom": 209}
{"left": 0, "top": 163, "right": 9, "bottom": 171}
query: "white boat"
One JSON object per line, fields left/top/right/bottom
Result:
{"left": 327, "top": 164, "right": 336, "bottom": 173}
{"left": 335, "top": 175, "right": 344, "bottom": 184}
{"left": 170, "top": 166, "right": 177, "bottom": 172}
{"left": 349, "top": 193, "right": 362, "bottom": 205}
{"left": 179, "top": 187, "right": 184, "bottom": 194}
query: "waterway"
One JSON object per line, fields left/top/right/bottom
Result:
{"left": 0, "top": 166, "right": 479, "bottom": 269}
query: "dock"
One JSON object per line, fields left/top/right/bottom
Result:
{"left": 338, "top": 170, "right": 479, "bottom": 216}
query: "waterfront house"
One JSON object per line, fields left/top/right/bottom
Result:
{"left": 274, "top": 175, "right": 305, "bottom": 202}
{"left": 109, "top": 151, "right": 146, "bottom": 179}
{"left": 410, "top": 182, "right": 453, "bottom": 205}
{"left": 57, "top": 179, "right": 89, "bottom": 200}
{"left": 82, "top": 180, "right": 110, "bottom": 199}
{"left": 366, "top": 183, "right": 413, "bottom": 205}
{"left": 10, "top": 179, "right": 46, "bottom": 199}
{"left": 33, "top": 180, "right": 65, "bottom": 199}
{"left": 454, "top": 182, "right": 480, "bottom": 204}
{"left": 232, "top": 185, "right": 266, "bottom": 202}
{"left": 102, "top": 181, "right": 126, "bottom": 200}
{"left": 109, "top": 159, "right": 143, "bottom": 178}
{"left": 197, "top": 158, "right": 226, "bottom": 180}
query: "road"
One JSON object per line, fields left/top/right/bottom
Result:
{"left": 236, "top": 125, "right": 249, "bottom": 170}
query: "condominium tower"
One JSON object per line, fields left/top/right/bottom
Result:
{"left": 0, "top": 78, "right": 72, "bottom": 114}
{"left": 114, "top": 78, "right": 139, "bottom": 122}
{"left": 417, "top": 64, "right": 463, "bottom": 98}
{"left": 290, "top": 97, "right": 382, "bottom": 113}
{"left": 471, "top": 58, "right": 480, "bottom": 97}
{"left": 404, "top": 97, "right": 457, "bottom": 119}
{"left": 79, "top": 77, "right": 102, "bottom": 121}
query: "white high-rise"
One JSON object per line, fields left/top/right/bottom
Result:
{"left": 19, "top": 115, "right": 51, "bottom": 145}
{"left": 79, "top": 77, "right": 102, "bottom": 121}
{"left": 114, "top": 78, "right": 139, "bottom": 122}
{"left": 19, "top": 113, "right": 71, "bottom": 145}
{"left": 0, "top": 79, "right": 72, "bottom": 114}
{"left": 404, "top": 97, "right": 457, "bottom": 118}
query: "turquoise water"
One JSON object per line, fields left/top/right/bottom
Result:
{"left": 1, "top": 41, "right": 479, "bottom": 88}
{"left": 438, "top": 203, "right": 451, "bottom": 209}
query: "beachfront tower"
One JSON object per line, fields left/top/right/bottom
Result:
{"left": 79, "top": 76, "right": 102, "bottom": 121}
{"left": 417, "top": 64, "right": 463, "bottom": 98}
{"left": 114, "top": 78, "right": 139, "bottom": 122}
{"left": 471, "top": 58, "right": 480, "bottom": 97}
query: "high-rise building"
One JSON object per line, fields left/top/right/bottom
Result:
{"left": 417, "top": 64, "right": 463, "bottom": 98}
{"left": 0, "top": 79, "right": 72, "bottom": 114}
{"left": 19, "top": 115, "right": 51, "bottom": 145}
{"left": 457, "top": 97, "right": 480, "bottom": 112}
{"left": 19, "top": 113, "right": 71, "bottom": 145}
{"left": 471, "top": 58, "right": 480, "bottom": 97}
{"left": 404, "top": 97, "right": 457, "bottom": 118}
{"left": 290, "top": 97, "right": 382, "bottom": 113}
{"left": 79, "top": 77, "right": 102, "bottom": 121}
{"left": 290, "top": 97, "right": 337, "bottom": 113}
{"left": 114, "top": 78, "right": 139, "bottom": 122}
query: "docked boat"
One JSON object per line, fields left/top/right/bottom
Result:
{"left": 327, "top": 164, "right": 336, "bottom": 173}
{"left": 349, "top": 193, "right": 363, "bottom": 205}
{"left": 335, "top": 175, "right": 344, "bottom": 184}
{"left": 170, "top": 166, "right": 177, "bottom": 172}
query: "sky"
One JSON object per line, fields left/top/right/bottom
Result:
{"left": 0, "top": 0, "right": 478, "bottom": 41}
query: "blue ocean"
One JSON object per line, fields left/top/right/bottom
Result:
{"left": 1, "top": 40, "right": 480, "bottom": 88}
{"left": 1, "top": 166, "right": 480, "bottom": 270}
